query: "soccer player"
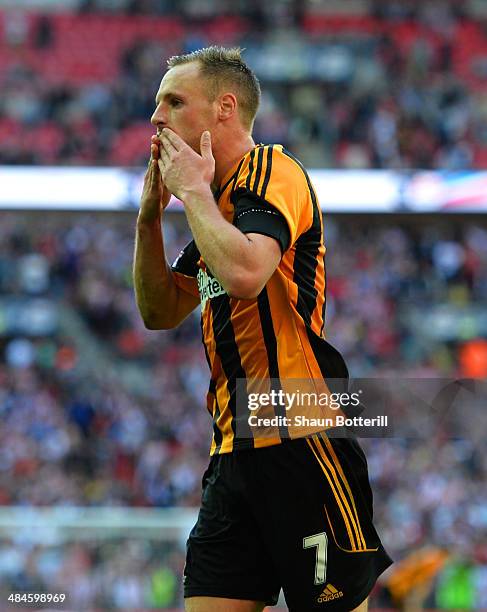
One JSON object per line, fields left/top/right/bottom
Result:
{"left": 133, "top": 46, "right": 392, "bottom": 612}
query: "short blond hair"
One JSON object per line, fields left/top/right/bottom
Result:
{"left": 167, "top": 46, "right": 261, "bottom": 130}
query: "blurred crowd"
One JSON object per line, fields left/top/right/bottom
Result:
{"left": 1, "top": 0, "right": 487, "bottom": 168}
{"left": 0, "top": 213, "right": 210, "bottom": 510}
{"left": 0, "top": 538, "right": 186, "bottom": 609}
{"left": 0, "top": 212, "right": 486, "bottom": 607}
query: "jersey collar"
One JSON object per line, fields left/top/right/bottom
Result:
{"left": 214, "top": 144, "right": 262, "bottom": 201}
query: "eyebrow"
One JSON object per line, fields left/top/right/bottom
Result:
{"left": 155, "top": 92, "right": 183, "bottom": 105}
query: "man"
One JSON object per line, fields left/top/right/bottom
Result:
{"left": 133, "top": 46, "right": 392, "bottom": 612}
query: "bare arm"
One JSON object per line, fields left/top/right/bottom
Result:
{"left": 181, "top": 184, "right": 281, "bottom": 299}
{"left": 159, "top": 130, "right": 281, "bottom": 299}
{"left": 133, "top": 138, "right": 199, "bottom": 329}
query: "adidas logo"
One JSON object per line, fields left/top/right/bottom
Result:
{"left": 317, "top": 583, "right": 344, "bottom": 603}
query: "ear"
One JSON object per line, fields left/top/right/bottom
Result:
{"left": 218, "top": 92, "right": 237, "bottom": 121}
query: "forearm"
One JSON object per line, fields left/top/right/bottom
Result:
{"left": 182, "top": 186, "right": 254, "bottom": 295}
{"left": 133, "top": 215, "right": 179, "bottom": 328}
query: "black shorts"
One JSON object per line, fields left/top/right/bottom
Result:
{"left": 184, "top": 432, "right": 393, "bottom": 611}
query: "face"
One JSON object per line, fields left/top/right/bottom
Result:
{"left": 151, "top": 62, "right": 218, "bottom": 153}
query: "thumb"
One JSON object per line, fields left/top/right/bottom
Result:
{"left": 200, "top": 130, "right": 213, "bottom": 160}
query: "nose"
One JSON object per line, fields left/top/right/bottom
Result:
{"left": 150, "top": 103, "right": 166, "bottom": 129}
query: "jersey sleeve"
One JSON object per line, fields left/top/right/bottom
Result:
{"left": 231, "top": 145, "right": 313, "bottom": 251}
{"left": 170, "top": 240, "right": 200, "bottom": 299}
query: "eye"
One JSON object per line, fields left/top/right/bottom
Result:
{"left": 171, "top": 98, "right": 183, "bottom": 107}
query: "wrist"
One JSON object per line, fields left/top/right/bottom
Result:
{"left": 180, "top": 183, "right": 214, "bottom": 205}
{"left": 136, "top": 212, "right": 162, "bottom": 229}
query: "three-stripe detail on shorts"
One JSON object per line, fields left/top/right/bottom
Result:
{"left": 306, "top": 434, "right": 376, "bottom": 552}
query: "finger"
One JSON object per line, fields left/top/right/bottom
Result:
{"left": 160, "top": 134, "right": 178, "bottom": 157}
{"left": 150, "top": 154, "right": 160, "bottom": 187}
{"left": 157, "top": 158, "right": 165, "bottom": 178}
{"left": 150, "top": 156, "right": 159, "bottom": 177}
{"left": 144, "top": 146, "right": 156, "bottom": 180}
{"left": 159, "top": 143, "right": 170, "bottom": 165}
{"left": 161, "top": 128, "right": 182, "bottom": 151}
{"left": 146, "top": 140, "right": 161, "bottom": 175}
{"left": 200, "top": 130, "right": 213, "bottom": 160}
{"left": 151, "top": 142, "right": 159, "bottom": 159}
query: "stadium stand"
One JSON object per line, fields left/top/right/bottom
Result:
{"left": 1, "top": 0, "right": 487, "bottom": 168}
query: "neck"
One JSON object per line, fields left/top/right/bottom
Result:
{"left": 212, "top": 129, "right": 256, "bottom": 190}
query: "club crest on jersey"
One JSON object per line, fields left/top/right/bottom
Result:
{"left": 197, "top": 268, "right": 226, "bottom": 305}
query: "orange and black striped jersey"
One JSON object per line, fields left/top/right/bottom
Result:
{"left": 171, "top": 144, "right": 348, "bottom": 455}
